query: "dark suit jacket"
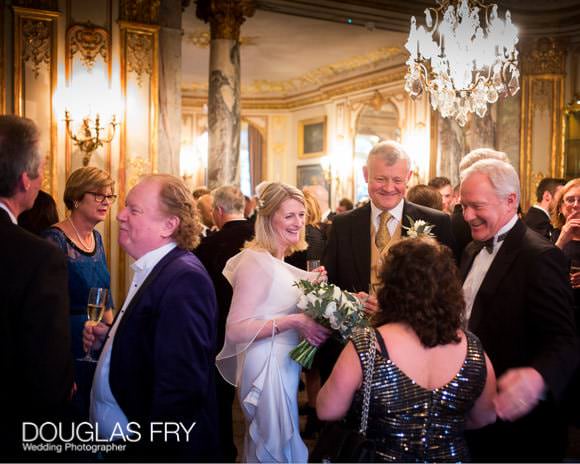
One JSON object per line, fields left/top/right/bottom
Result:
{"left": 460, "top": 219, "right": 578, "bottom": 461}
{"left": 0, "top": 208, "right": 73, "bottom": 458}
{"left": 109, "top": 247, "right": 219, "bottom": 461}
{"left": 194, "top": 219, "right": 254, "bottom": 350}
{"left": 523, "top": 205, "right": 553, "bottom": 241}
{"left": 324, "top": 200, "right": 456, "bottom": 293}
{"left": 451, "top": 203, "right": 472, "bottom": 261}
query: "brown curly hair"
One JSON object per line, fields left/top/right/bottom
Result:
{"left": 375, "top": 237, "right": 464, "bottom": 347}
{"left": 143, "top": 174, "right": 202, "bottom": 250}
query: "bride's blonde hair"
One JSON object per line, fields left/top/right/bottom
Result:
{"left": 245, "top": 181, "right": 307, "bottom": 256}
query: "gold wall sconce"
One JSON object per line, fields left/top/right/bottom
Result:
{"left": 59, "top": 73, "right": 120, "bottom": 166}
{"left": 64, "top": 111, "right": 118, "bottom": 166}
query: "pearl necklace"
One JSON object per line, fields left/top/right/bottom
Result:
{"left": 68, "top": 217, "right": 94, "bottom": 251}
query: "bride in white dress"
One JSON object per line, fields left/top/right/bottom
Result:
{"left": 216, "top": 182, "right": 331, "bottom": 463}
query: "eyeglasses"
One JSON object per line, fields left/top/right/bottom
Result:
{"left": 86, "top": 192, "right": 117, "bottom": 203}
{"left": 563, "top": 196, "right": 580, "bottom": 206}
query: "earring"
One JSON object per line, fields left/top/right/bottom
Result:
{"left": 74, "top": 201, "right": 79, "bottom": 209}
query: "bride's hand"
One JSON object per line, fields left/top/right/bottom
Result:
{"left": 296, "top": 314, "right": 331, "bottom": 346}
{"left": 309, "top": 266, "right": 328, "bottom": 284}
{"left": 356, "top": 292, "right": 380, "bottom": 315}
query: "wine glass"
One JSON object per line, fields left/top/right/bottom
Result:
{"left": 78, "top": 287, "right": 108, "bottom": 363}
{"left": 306, "top": 259, "right": 321, "bottom": 272}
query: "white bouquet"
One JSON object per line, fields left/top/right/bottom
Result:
{"left": 290, "top": 280, "right": 370, "bottom": 368}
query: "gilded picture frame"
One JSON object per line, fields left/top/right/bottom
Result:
{"left": 298, "top": 116, "right": 326, "bottom": 158}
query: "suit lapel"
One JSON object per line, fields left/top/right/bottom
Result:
{"left": 468, "top": 220, "right": 525, "bottom": 330}
{"left": 114, "top": 247, "right": 184, "bottom": 333}
{"left": 351, "top": 203, "right": 371, "bottom": 290}
{"left": 401, "top": 201, "right": 412, "bottom": 237}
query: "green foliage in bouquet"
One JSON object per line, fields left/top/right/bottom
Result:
{"left": 289, "top": 280, "right": 370, "bottom": 369}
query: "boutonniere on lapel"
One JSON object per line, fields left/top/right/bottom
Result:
{"left": 403, "top": 216, "right": 435, "bottom": 238}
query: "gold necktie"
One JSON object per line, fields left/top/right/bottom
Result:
{"left": 375, "top": 211, "right": 391, "bottom": 251}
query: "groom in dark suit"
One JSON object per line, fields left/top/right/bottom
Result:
{"left": 86, "top": 174, "right": 219, "bottom": 461}
{"left": 321, "top": 140, "right": 455, "bottom": 380}
{"left": 0, "top": 115, "right": 73, "bottom": 459}
{"left": 460, "top": 158, "right": 578, "bottom": 461}
{"left": 324, "top": 140, "right": 456, "bottom": 295}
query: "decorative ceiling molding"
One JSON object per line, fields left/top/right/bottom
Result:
{"left": 255, "top": 0, "right": 580, "bottom": 38}
{"left": 183, "top": 65, "right": 406, "bottom": 110}
{"left": 184, "top": 46, "right": 404, "bottom": 96}
{"left": 184, "top": 30, "right": 259, "bottom": 48}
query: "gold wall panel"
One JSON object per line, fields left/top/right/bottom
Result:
{"left": 118, "top": 19, "right": 159, "bottom": 294}
{"left": 519, "top": 75, "right": 565, "bottom": 210}
{"left": 13, "top": 6, "right": 59, "bottom": 196}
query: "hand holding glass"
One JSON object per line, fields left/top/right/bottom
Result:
{"left": 79, "top": 287, "right": 108, "bottom": 363}
{"left": 306, "top": 259, "right": 321, "bottom": 272}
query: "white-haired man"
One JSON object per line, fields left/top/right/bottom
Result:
{"left": 460, "top": 158, "right": 578, "bottom": 461}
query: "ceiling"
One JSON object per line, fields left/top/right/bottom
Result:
{"left": 182, "top": 1, "right": 580, "bottom": 100}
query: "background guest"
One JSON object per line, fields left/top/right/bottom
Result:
{"left": 317, "top": 238, "right": 496, "bottom": 462}
{"left": 42, "top": 166, "right": 115, "bottom": 419}
{"left": 0, "top": 115, "right": 73, "bottom": 459}
{"left": 336, "top": 197, "right": 354, "bottom": 215}
{"left": 195, "top": 184, "right": 255, "bottom": 462}
{"left": 406, "top": 184, "right": 443, "bottom": 211}
{"left": 428, "top": 176, "right": 453, "bottom": 214}
{"left": 197, "top": 192, "right": 216, "bottom": 236}
{"left": 551, "top": 179, "right": 580, "bottom": 426}
{"left": 524, "top": 177, "right": 566, "bottom": 241}
{"left": 18, "top": 189, "right": 59, "bottom": 236}
{"left": 43, "top": 167, "right": 115, "bottom": 355}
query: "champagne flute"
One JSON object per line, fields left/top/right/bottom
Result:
{"left": 306, "top": 259, "right": 321, "bottom": 272}
{"left": 78, "top": 287, "right": 108, "bottom": 363}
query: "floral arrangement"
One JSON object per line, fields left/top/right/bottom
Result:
{"left": 403, "top": 216, "right": 435, "bottom": 238}
{"left": 290, "top": 280, "right": 370, "bottom": 368}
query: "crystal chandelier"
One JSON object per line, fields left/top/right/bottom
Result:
{"left": 404, "top": 0, "right": 520, "bottom": 127}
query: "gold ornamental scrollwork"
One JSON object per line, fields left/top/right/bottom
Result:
{"left": 68, "top": 23, "right": 109, "bottom": 71}
{"left": 120, "top": 0, "right": 160, "bottom": 24}
{"left": 196, "top": 0, "right": 256, "bottom": 41}
{"left": 128, "top": 157, "right": 152, "bottom": 190}
{"left": 22, "top": 18, "right": 50, "bottom": 78}
{"left": 521, "top": 37, "right": 567, "bottom": 75}
{"left": 127, "top": 31, "right": 153, "bottom": 87}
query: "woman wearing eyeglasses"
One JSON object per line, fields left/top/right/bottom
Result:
{"left": 551, "top": 178, "right": 580, "bottom": 426}
{"left": 42, "top": 167, "right": 116, "bottom": 419}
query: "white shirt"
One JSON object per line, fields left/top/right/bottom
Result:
{"left": 463, "top": 215, "right": 518, "bottom": 320}
{"left": 0, "top": 201, "right": 17, "bottom": 224}
{"left": 90, "top": 242, "right": 176, "bottom": 439}
{"left": 370, "top": 198, "right": 404, "bottom": 237}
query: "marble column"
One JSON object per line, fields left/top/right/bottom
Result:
{"left": 196, "top": 0, "right": 255, "bottom": 188}
{"left": 157, "top": 0, "right": 184, "bottom": 176}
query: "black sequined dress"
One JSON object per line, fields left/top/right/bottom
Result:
{"left": 346, "top": 328, "right": 487, "bottom": 462}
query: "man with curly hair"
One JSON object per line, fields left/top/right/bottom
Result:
{"left": 85, "top": 174, "right": 219, "bottom": 460}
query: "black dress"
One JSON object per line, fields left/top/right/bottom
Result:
{"left": 346, "top": 328, "right": 487, "bottom": 462}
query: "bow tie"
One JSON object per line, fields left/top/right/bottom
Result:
{"left": 480, "top": 231, "right": 509, "bottom": 254}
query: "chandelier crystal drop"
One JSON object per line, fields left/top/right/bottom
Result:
{"left": 404, "top": 0, "right": 520, "bottom": 127}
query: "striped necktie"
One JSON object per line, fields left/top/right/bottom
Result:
{"left": 375, "top": 211, "right": 392, "bottom": 251}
